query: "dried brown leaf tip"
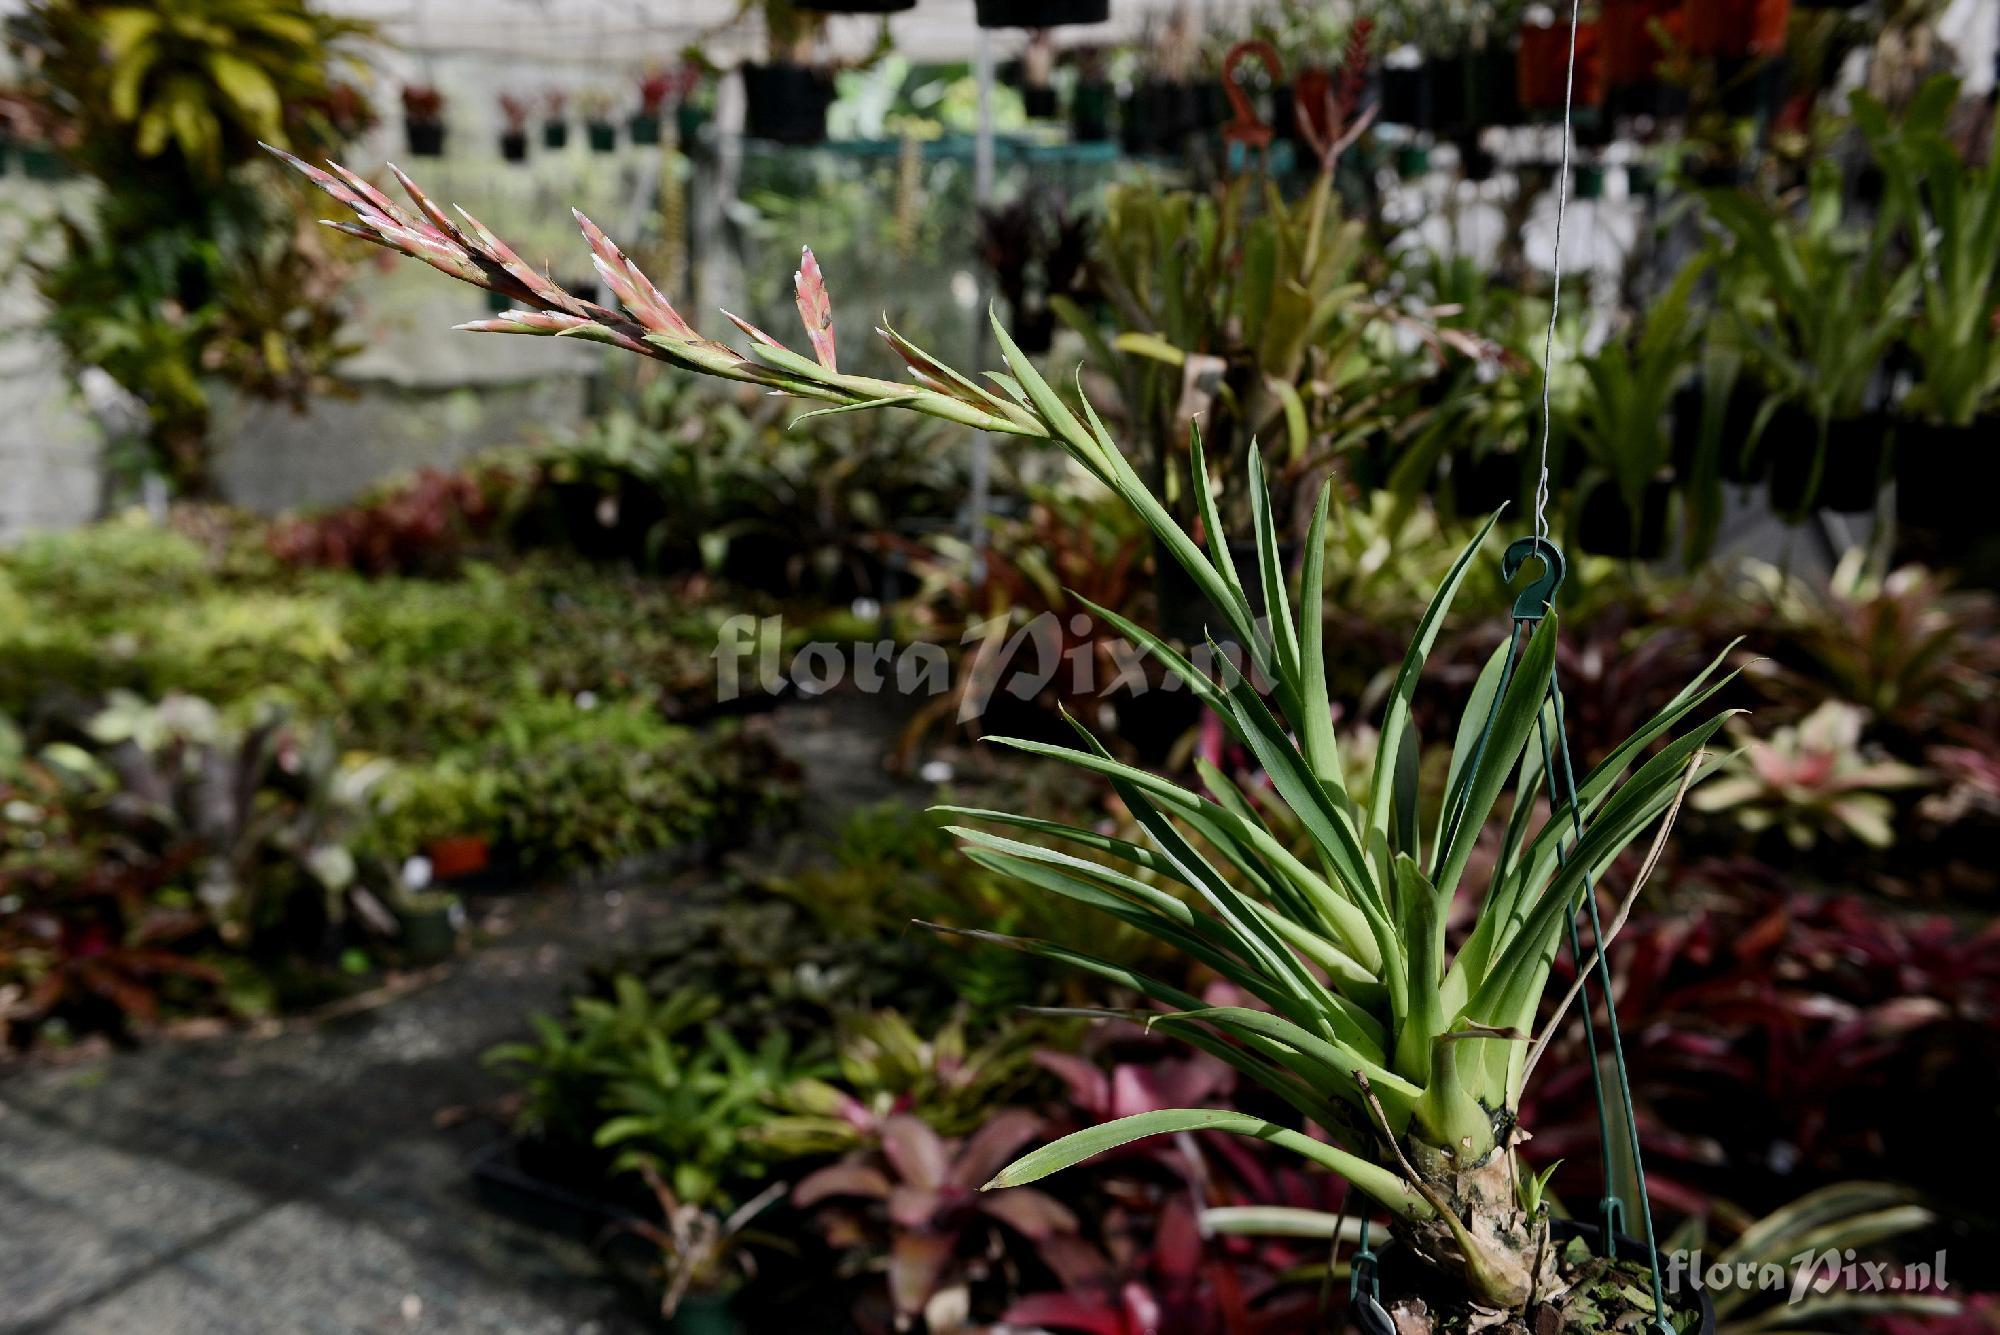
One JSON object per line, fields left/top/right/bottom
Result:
{"left": 795, "top": 246, "right": 837, "bottom": 372}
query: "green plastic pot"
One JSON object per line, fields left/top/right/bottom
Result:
{"left": 586, "top": 121, "right": 617, "bottom": 153}
{"left": 542, "top": 120, "right": 569, "bottom": 149}
{"left": 667, "top": 1292, "right": 740, "bottom": 1335}
{"left": 629, "top": 112, "right": 662, "bottom": 145}
{"left": 1396, "top": 143, "right": 1431, "bottom": 178}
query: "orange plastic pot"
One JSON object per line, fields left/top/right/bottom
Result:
{"left": 427, "top": 835, "right": 491, "bottom": 880}
{"left": 1603, "top": 0, "right": 1677, "bottom": 87}
{"left": 1517, "top": 21, "right": 1604, "bottom": 113}
{"left": 1682, "top": 0, "right": 1790, "bottom": 59}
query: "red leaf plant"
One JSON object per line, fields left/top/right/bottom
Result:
{"left": 793, "top": 1109, "right": 1078, "bottom": 1331}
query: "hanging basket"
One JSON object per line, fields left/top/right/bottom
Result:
{"left": 975, "top": 0, "right": 1109, "bottom": 30}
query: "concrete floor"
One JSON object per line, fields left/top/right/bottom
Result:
{"left": 0, "top": 697, "right": 917, "bottom": 1334}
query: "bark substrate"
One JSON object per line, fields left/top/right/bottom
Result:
{"left": 1382, "top": 1232, "right": 1706, "bottom": 1334}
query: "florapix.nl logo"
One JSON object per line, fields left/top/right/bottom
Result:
{"left": 712, "top": 610, "right": 1276, "bottom": 721}
{"left": 1662, "top": 1246, "right": 1950, "bottom": 1306}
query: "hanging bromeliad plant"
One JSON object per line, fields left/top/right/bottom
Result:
{"left": 268, "top": 146, "right": 1734, "bottom": 1333}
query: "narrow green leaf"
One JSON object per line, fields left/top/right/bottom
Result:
{"left": 985, "top": 1108, "right": 1427, "bottom": 1220}
{"left": 1368, "top": 512, "right": 1501, "bottom": 843}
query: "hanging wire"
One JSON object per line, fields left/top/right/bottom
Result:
{"left": 1532, "top": 0, "right": 1586, "bottom": 546}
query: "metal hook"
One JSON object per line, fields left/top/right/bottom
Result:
{"left": 1502, "top": 536, "right": 1566, "bottom": 621}
{"left": 1353, "top": 1293, "right": 1398, "bottom": 1335}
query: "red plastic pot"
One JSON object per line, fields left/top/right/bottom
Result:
{"left": 1603, "top": 0, "right": 1677, "bottom": 90}
{"left": 1682, "top": 0, "right": 1790, "bottom": 60}
{"left": 1517, "top": 21, "right": 1604, "bottom": 115}
{"left": 427, "top": 835, "right": 491, "bottom": 880}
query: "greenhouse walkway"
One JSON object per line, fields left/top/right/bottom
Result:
{"left": 0, "top": 697, "right": 914, "bottom": 1335}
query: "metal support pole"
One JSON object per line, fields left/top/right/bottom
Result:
{"left": 968, "top": 26, "right": 997, "bottom": 582}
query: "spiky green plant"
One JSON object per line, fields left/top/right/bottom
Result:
{"left": 271, "top": 150, "right": 1739, "bottom": 1319}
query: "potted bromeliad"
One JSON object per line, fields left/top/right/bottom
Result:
{"left": 740, "top": 0, "right": 837, "bottom": 146}
{"left": 274, "top": 145, "right": 1735, "bottom": 1334}
{"left": 401, "top": 82, "right": 446, "bottom": 157}
{"left": 1708, "top": 160, "right": 1915, "bottom": 519}
{"left": 542, "top": 90, "right": 570, "bottom": 149}
{"left": 1856, "top": 76, "right": 2000, "bottom": 557}
{"left": 1570, "top": 259, "right": 1706, "bottom": 560}
{"left": 580, "top": 91, "right": 618, "bottom": 152}
{"left": 497, "top": 93, "right": 530, "bottom": 163}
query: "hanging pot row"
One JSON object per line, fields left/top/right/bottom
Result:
{"left": 1373, "top": 0, "right": 1792, "bottom": 133}
{"left": 796, "top": 0, "right": 1109, "bottom": 24}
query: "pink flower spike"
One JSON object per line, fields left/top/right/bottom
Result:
{"left": 720, "top": 309, "right": 786, "bottom": 350}
{"left": 386, "top": 163, "right": 465, "bottom": 242}
{"left": 795, "top": 246, "right": 837, "bottom": 372}
{"left": 572, "top": 209, "right": 697, "bottom": 340}
{"left": 322, "top": 158, "right": 419, "bottom": 231}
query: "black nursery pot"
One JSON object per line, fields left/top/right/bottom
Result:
{"left": 405, "top": 118, "right": 446, "bottom": 157}
{"left": 975, "top": 0, "right": 1110, "bottom": 27}
{"left": 1896, "top": 417, "right": 1998, "bottom": 546}
{"left": 742, "top": 63, "right": 834, "bottom": 145}
{"left": 1022, "top": 85, "right": 1059, "bottom": 119}
{"left": 1465, "top": 40, "right": 1519, "bottom": 127}
{"left": 1577, "top": 476, "right": 1672, "bottom": 559}
{"left": 1378, "top": 63, "right": 1433, "bottom": 128}
{"left": 1008, "top": 304, "right": 1056, "bottom": 354}
{"left": 1119, "top": 84, "right": 1155, "bottom": 154}
{"left": 586, "top": 120, "right": 617, "bottom": 152}
{"left": 1451, "top": 449, "right": 1524, "bottom": 517}
{"left": 1457, "top": 133, "right": 1496, "bottom": 181}
{"left": 499, "top": 130, "right": 528, "bottom": 163}
{"left": 1670, "top": 380, "right": 1768, "bottom": 484}
{"left": 1766, "top": 410, "right": 1887, "bottom": 515}
{"left": 542, "top": 120, "right": 569, "bottom": 149}
{"left": 1428, "top": 53, "right": 1469, "bottom": 134}
{"left": 629, "top": 111, "right": 662, "bottom": 145}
